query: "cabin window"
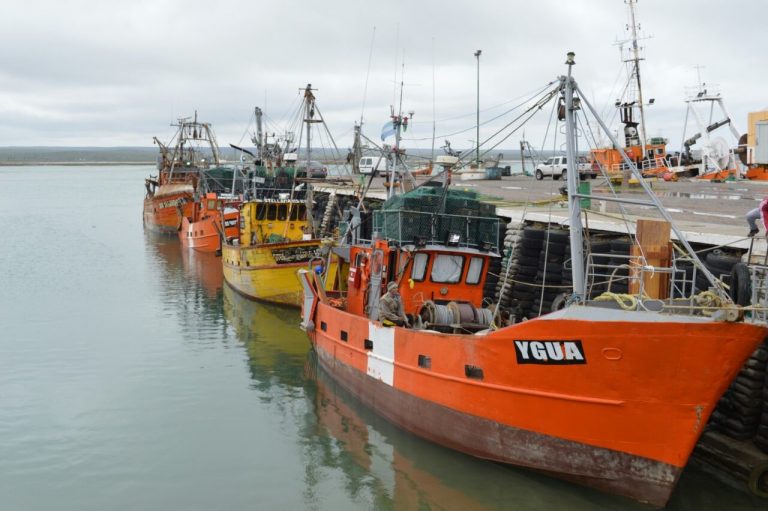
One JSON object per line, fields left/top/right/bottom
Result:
{"left": 289, "top": 204, "right": 299, "bottom": 221}
{"left": 430, "top": 254, "right": 464, "bottom": 283}
{"left": 256, "top": 203, "right": 267, "bottom": 220}
{"left": 267, "top": 205, "right": 277, "bottom": 220}
{"left": 466, "top": 257, "right": 484, "bottom": 285}
{"left": 354, "top": 252, "right": 365, "bottom": 267}
{"left": 411, "top": 253, "right": 429, "bottom": 281}
{"left": 299, "top": 205, "right": 307, "bottom": 221}
{"left": 277, "top": 204, "right": 287, "bottom": 221}
{"left": 207, "top": 199, "right": 217, "bottom": 209}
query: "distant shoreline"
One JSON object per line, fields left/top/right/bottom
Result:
{"left": 0, "top": 162, "right": 155, "bottom": 166}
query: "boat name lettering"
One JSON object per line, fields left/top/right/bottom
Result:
{"left": 223, "top": 218, "right": 238, "bottom": 228}
{"left": 157, "top": 198, "right": 183, "bottom": 209}
{"left": 272, "top": 245, "right": 319, "bottom": 264}
{"left": 514, "top": 340, "right": 586, "bottom": 365}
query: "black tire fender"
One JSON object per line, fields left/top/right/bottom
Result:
{"left": 729, "top": 262, "right": 752, "bottom": 306}
{"left": 748, "top": 461, "right": 768, "bottom": 498}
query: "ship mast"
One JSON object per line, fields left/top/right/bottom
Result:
{"left": 563, "top": 53, "right": 585, "bottom": 300}
{"left": 387, "top": 62, "right": 415, "bottom": 199}
{"left": 352, "top": 123, "right": 362, "bottom": 174}
{"left": 627, "top": 0, "right": 648, "bottom": 151}
{"left": 254, "top": 107, "right": 264, "bottom": 163}
{"left": 302, "top": 84, "right": 319, "bottom": 236}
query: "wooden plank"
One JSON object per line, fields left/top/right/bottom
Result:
{"left": 630, "top": 219, "right": 672, "bottom": 299}
{"left": 636, "top": 218, "right": 671, "bottom": 246}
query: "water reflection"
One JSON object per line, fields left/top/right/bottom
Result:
{"left": 305, "top": 361, "right": 650, "bottom": 510}
{"left": 144, "top": 232, "right": 228, "bottom": 340}
{"left": 222, "top": 284, "right": 309, "bottom": 393}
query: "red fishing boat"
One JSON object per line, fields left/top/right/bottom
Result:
{"left": 144, "top": 113, "right": 225, "bottom": 234}
{"left": 297, "top": 57, "right": 768, "bottom": 506}
{"left": 178, "top": 192, "right": 240, "bottom": 252}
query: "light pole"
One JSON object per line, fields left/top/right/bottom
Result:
{"left": 474, "top": 49, "right": 482, "bottom": 166}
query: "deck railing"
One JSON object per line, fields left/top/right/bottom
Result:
{"left": 584, "top": 252, "right": 699, "bottom": 306}
{"left": 747, "top": 265, "right": 768, "bottom": 323}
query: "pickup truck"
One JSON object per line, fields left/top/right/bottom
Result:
{"left": 534, "top": 156, "right": 596, "bottom": 180}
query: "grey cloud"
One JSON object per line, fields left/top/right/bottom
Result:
{"left": 0, "top": 0, "right": 764, "bottom": 150}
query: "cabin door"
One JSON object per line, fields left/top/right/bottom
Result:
{"left": 366, "top": 248, "right": 385, "bottom": 320}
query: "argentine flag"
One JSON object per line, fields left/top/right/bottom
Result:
{"left": 381, "top": 121, "right": 396, "bottom": 141}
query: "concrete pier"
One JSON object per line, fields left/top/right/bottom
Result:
{"left": 317, "top": 173, "right": 768, "bottom": 256}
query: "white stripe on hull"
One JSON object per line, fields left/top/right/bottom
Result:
{"left": 367, "top": 323, "right": 395, "bottom": 386}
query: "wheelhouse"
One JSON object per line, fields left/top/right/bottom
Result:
{"left": 238, "top": 198, "right": 310, "bottom": 246}
{"left": 345, "top": 239, "right": 497, "bottom": 320}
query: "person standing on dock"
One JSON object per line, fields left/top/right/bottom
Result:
{"left": 746, "top": 196, "right": 768, "bottom": 237}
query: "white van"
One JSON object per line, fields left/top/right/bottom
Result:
{"left": 359, "top": 156, "right": 388, "bottom": 175}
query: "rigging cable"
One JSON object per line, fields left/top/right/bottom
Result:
{"left": 359, "top": 26, "right": 376, "bottom": 126}
{"left": 402, "top": 80, "right": 558, "bottom": 143}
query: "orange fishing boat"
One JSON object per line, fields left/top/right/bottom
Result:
{"left": 143, "top": 182, "right": 196, "bottom": 235}
{"left": 179, "top": 192, "right": 240, "bottom": 252}
{"left": 144, "top": 113, "right": 227, "bottom": 234}
{"left": 587, "top": 2, "right": 671, "bottom": 181}
{"left": 298, "top": 58, "right": 768, "bottom": 506}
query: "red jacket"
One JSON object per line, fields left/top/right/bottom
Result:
{"left": 761, "top": 197, "right": 768, "bottom": 230}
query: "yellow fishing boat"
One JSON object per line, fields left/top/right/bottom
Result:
{"left": 222, "top": 197, "right": 342, "bottom": 307}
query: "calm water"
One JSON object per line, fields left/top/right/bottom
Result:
{"left": 0, "top": 165, "right": 765, "bottom": 510}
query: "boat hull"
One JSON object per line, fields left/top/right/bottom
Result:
{"left": 746, "top": 166, "right": 768, "bottom": 181}
{"left": 179, "top": 209, "right": 239, "bottom": 253}
{"left": 306, "top": 300, "right": 766, "bottom": 506}
{"left": 143, "top": 185, "right": 194, "bottom": 234}
{"left": 223, "top": 239, "right": 337, "bottom": 306}
{"left": 314, "top": 345, "right": 680, "bottom": 505}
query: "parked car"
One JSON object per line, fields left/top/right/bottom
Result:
{"left": 295, "top": 160, "right": 327, "bottom": 179}
{"left": 534, "top": 156, "right": 596, "bottom": 180}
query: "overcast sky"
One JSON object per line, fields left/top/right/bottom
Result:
{"left": 1, "top": 0, "right": 765, "bottom": 154}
